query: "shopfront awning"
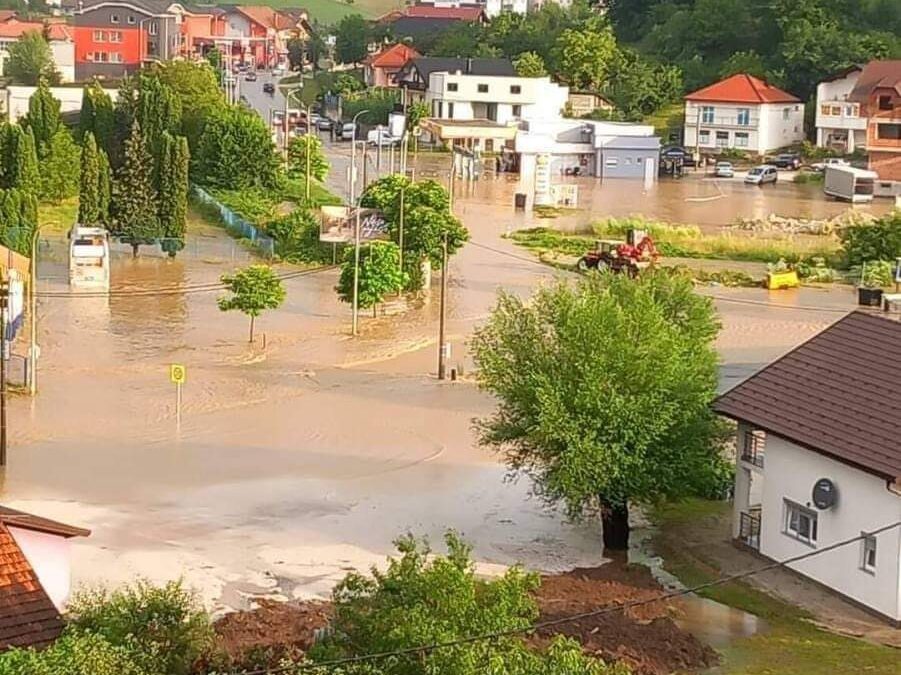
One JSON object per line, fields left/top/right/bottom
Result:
{"left": 421, "top": 118, "right": 518, "bottom": 141}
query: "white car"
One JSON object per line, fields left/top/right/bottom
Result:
{"left": 812, "top": 157, "right": 850, "bottom": 172}
{"left": 714, "top": 161, "right": 734, "bottom": 178}
{"left": 367, "top": 127, "right": 401, "bottom": 146}
{"left": 744, "top": 165, "right": 778, "bottom": 185}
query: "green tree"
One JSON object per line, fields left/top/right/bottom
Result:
{"left": 39, "top": 128, "right": 80, "bottom": 202}
{"left": 605, "top": 48, "right": 683, "bottom": 119}
{"left": 335, "top": 14, "right": 369, "bottom": 64}
{"left": 554, "top": 22, "right": 618, "bottom": 91}
{"left": 20, "top": 79, "right": 61, "bottom": 157}
{"left": 109, "top": 121, "right": 160, "bottom": 256}
{"left": 11, "top": 125, "right": 40, "bottom": 192}
{"left": 97, "top": 147, "right": 111, "bottom": 225}
{"left": 193, "top": 106, "right": 281, "bottom": 190}
{"left": 218, "top": 265, "right": 286, "bottom": 342}
{"left": 840, "top": 211, "right": 901, "bottom": 266}
{"left": 287, "top": 37, "right": 305, "bottom": 70}
{"left": 265, "top": 208, "right": 336, "bottom": 263}
{"left": 135, "top": 74, "right": 182, "bottom": 190}
{"left": 306, "top": 31, "right": 327, "bottom": 71}
{"left": 310, "top": 532, "right": 627, "bottom": 675}
{"left": 406, "top": 100, "right": 430, "bottom": 131}
{"left": 287, "top": 134, "right": 329, "bottom": 182}
{"left": 78, "top": 132, "right": 102, "bottom": 225}
{"left": 513, "top": 51, "right": 548, "bottom": 77}
{"left": 0, "top": 188, "right": 38, "bottom": 254}
{"left": 471, "top": 272, "right": 725, "bottom": 551}
{"left": 0, "top": 631, "right": 145, "bottom": 675}
{"left": 146, "top": 60, "right": 224, "bottom": 149}
{"left": 78, "top": 81, "right": 116, "bottom": 153}
{"left": 5, "top": 31, "right": 60, "bottom": 85}
{"left": 336, "top": 241, "right": 407, "bottom": 313}
{"left": 158, "top": 133, "right": 189, "bottom": 257}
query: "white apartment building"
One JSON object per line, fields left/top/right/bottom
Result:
{"left": 715, "top": 312, "right": 901, "bottom": 625}
{"left": 815, "top": 65, "right": 868, "bottom": 153}
{"left": 683, "top": 73, "right": 805, "bottom": 156}
{"left": 485, "top": 0, "right": 528, "bottom": 16}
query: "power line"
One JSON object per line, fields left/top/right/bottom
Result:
{"left": 231, "top": 521, "right": 901, "bottom": 675}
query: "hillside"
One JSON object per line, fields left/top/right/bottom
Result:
{"left": 218, "top": 0, "right": 403, "bottom": 24}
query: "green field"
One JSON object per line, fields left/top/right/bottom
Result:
{"left": 218, "top": 0, "right": 402, "bottom": 25}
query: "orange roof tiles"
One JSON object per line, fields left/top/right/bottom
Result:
{"left": 405, "top": 5, "right": 484, "bottom": 20}
{"left": 685, "top": 73, "right": 800, "bottom": 104}
{"left": 0, "top": 19, "right": 72, "bottom": 41}
{"left": 365, "top": 43, "right": 419, "bottom": 69}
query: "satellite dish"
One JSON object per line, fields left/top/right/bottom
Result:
{"left": 812, "top": 478, "right": 838, "bottom": 509}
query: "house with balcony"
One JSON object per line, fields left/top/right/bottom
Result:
{"left": 815, "top": 65, "right": 866, "bottom": 153}
{"left": 714, "top": 311, "right": 901, "bottom": 625}
{"left": 848, "top": 60, "right": 901, "bottom": 181}
{"left": 683, "top": 73, "right": 805, "bottom": 156}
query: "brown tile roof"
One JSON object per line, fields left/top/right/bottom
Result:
{"left": 849, "top": 60, "right": 901, "bottom": 101}
{"left": 364, "top": 43, "right": 419, "bottom": 69}
{"left": 714, "top": 312, "right": 901, "bottom": 480}
{"left": 685, "top": 73, "right": 801, "bottom": 104}
{"left": 0, "top": 524, "right": 64, "bottom": 651}
{"left": 0, "top": 507, "right": 90, "bottom": 539}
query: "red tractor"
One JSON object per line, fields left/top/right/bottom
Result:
{"left": 576, "top": 229, "right": 660, "bottom": 277}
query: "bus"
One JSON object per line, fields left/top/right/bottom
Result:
{"left": 69, "top": 226, "right": 110, "bottom": 288}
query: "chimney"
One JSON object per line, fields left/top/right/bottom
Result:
{"left": 466, "top": 57, "right": 472, "bottom": 74}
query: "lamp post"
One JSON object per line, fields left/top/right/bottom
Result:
{"left": 283, "top": 87, "right": 303, "bottom": 162}
{"left": 350, "top": 109, "right": 369, "bottom": 337}
{"left": 28, "top": 226, "right": 40, "bottom": 397}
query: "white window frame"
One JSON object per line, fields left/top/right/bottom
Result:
{"left": 148, "top": 22, "right": 158, "bottom": 36}
{"left": 110, "top": 52, "right": 123, "bottom": 64}
{"left": 715, "top": 130, "right": 729, "bottom": 148}
{"left": 109, "top": 31, "right": 122, "bottom": 43}
{"left": 477, "top": 83, "right": 489, "bottom": 93}
{"left": 701, "top": 106, "right": 714, "bottom": 124}
{"left": 782, "top": 107, "right": 790, "bottom": 120}
{"left": 93, "top": 30, "right": 105, "bottom": 41}
{"left": 783, "top": 500, "right": 818, "bottom": 546}
{"left": 860, "top": 534, "right": 876, "bottom": 574}
{"left": 110, "top": 13, "right": 119, "bottom": 23}
{"left": 737, "top": 108, "right": 750, "bottom": 126}
{"left": 734, "top": 132, "right": 749, "bottom": 148}
{"left": 127, "top": 15, "right": 136, "bottom": 24}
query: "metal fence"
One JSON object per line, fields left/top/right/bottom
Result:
{"left": 192, "top": 186, "right": 275, "bottom": 259}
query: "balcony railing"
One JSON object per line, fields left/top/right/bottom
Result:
{"left": 740, "top": 430, "right": 765, "bottom": 468}
{"left": 739, "top": 508, "right": 761, "bottom": 550}
{"left": 687, "top": 116, "right": 759, "bottom": 127}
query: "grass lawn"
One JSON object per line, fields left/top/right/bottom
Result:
{"left": 37, "top": 198, "right": 78, "bottom": 235}
{"left": 217, "top": 0, "right": 402, "bottom": 24}
{"left": 652, "top": 500, "right": 900, "bottom": 674}
{"left": 643, "top": 102, "right": 684, "bottom": 142}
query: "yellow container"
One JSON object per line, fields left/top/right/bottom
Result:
{"left": 767, "top": 270, "right": 799, "bottom": 290}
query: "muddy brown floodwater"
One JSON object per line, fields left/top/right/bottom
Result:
{"left": 1, "top": 147, "right": 865, "bottom": 645}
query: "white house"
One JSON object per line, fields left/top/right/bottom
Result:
{"left": 0, "top": 20, "right": 75, "bottom": 82}
{"left": 4, "top": 84, "right": 118, "bottom": 123}
{"left": 485, "top": 0, "right": 528, "bottom": 16}
{"left": 714, "top": 311, "right": 901, "bottom": 625}
{"left": 815, "top": 65, "right": 868, "bottom": 153}
{"left": 683, "top": 73, "right": 805, "bottom": 156}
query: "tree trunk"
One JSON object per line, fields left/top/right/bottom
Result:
{"left": 599, "top": 497, "right": 630, "bottom": 551}
{"left": 248, "top": 315, "right": 255, "bottom": 343}
{"left": 131, "top": 243, "right": 139, "bottom": 258}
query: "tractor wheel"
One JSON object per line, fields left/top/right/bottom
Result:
{"left": 577, "top": 257, "right": 590, "bottom": 272}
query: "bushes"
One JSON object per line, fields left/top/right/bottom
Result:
{"left": 265, "top": 208, "right": 339, "bottom": 263}
{"left": 839, "top": 210, "right": 901, "bottom": 267}
{"left": 0, "top": 631, "right": 144, "bottom": 675}
{"left": 342, "top": 88, "right": 400, "bottom": 126}
{"left": 211, "top": 188, "right": 279, "bottom": 225}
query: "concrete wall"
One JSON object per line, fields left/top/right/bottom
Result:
{"left": 758, "top": 435, "right": 901, "bottom": 621}
{"left": 4, "top": 85, "right": 119, "bottom": 123}
{"left": 816, "top": 71, "right": 867, "bottom": 149}
{"left": 8, "top": 527, "right": 74, "bottom": 610}
{"left": 759, "top": 102, "right": 805, "bottom": 152}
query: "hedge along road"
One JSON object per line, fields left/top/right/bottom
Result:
{"left": 0, "top": 94, "right": 863, "bottom": 614}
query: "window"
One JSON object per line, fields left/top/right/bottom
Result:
{"left": 447, "top": 82, "right": 458, "bottom": 92}
{"left": 447, "top": 102, "right": 454, "bottom": 118}
{"left": 845, "top": 104, "right": 858, "bottom": 117}
{"left": 734, "top": 132, "right": 749, "bottom": 148}
{"left": 715, "top": 130, "right": 729, "bottom": 147}
{"left": 109, "top": 31, "right": 122, "bottom": 43}
{"left": 701, "top": 106, "right": 714, "bottom": 124}
{"left": 110, "top": 13, "right": 119, "bottom": 23}
{"left": 605, "top": 158, "right": 618, "bottom": 167}
{"left": 93, "top": 30, "right": 106, "bottom": 41}
{"left": 829, "top": 105, "right": 841, "bottom": 116}
{"left": 510, "top": 85, "right": 521, "bottom": 94}
{"left": 477, "top": 83, "right": 488, "bottom": 93}
{"left": 512, "top": 104, "right": 521, "bottom": 117}
{"left": 782, "top": 107, "right": 790, "bottom": 120}
{"left": 820, "top": 104, "right": 832, "bottom": 116}
{"left": 110, "top": 52, "right": 123, "bottom": 63}
{"left": 699, "top": 129, "right": 710, "bottom": 145}
{"left": 149, "top": 22, "right": 158, "bottom": 36}
{"left": 878, "top": 95, "right": 892, "bottom": 111}
{"left": 877, "top": 123, "right": 901, "bottom": 140}
{"left": 784, "top": 500, "right": 818, "bottom": 546}
{"left": 127, "top": 15, "right": 136, "bottom": 24}
{"left": 736, "top": 108, "right": 750, "bottom": 126}
{"left": 861, "top": 534, "right": 877, "bottom": 573}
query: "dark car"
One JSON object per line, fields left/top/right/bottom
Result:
{"left": 771, "top": 153, "right": 801, "bottom": 170}
{"left": 263, "top": 82, "right": 275, "bottom": 94}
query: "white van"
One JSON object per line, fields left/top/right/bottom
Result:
{"left": 69, "top": 226, "right": 110, "bottom": 288}
{"left": 823, "top": 165, "right": 877, "bottom": 203}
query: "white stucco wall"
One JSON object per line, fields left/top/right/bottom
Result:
{"left": 50, "top": 41, "right": 75, "bottom": 83}
{"left": 4, "top": 85, "right": 119, "bottom": 123}
{"left": 485, "top": 0, "right": 528, "bottom": 16}
{"left": 427, "top": 73, "right": 568, "bottom": 124}
{"left": 758, "top": 435, "right": 901, "bottom": 621}
{"left": 758, "top": 102, "right": 805, "bottom": 153}
{"left": 8, "top": 527, "right": 74, "bottom": 610}
{"left": 684, "top": 100, "right": 804, "bottom": 154}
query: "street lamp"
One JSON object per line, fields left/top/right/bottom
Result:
{"left": 350, "top": 108, "right": 369, "bottom": 337}
{"left": 28, "top": 226, "right": 40, "bottom": 396}
{"left": 283, "top": 87, "right": 302, "bottom": 161}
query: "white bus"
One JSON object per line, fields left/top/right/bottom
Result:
{"left": 68, "top": 226, "right": 110, "bottom": 288}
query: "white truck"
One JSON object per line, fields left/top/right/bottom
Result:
{"left": 823, "top": 165, "right": 878, "bottom": 203}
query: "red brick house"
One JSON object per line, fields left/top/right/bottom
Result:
{"left": 849, "top": 60, "right": 901, "bottom": 181}
{"left": 363, "top": 43, "right": 419, "bottom": 88}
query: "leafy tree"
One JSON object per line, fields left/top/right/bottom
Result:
{"left": 336, "top": 241, "right": 407, "bottom": 313}
{"left": 38, "top": 128, "right": 80, "bottom": 203}
{"left": 310, "top": 532, "right": 627, "bottom": 675}
{"left": 335, "top": 14, "right": 369, "bottom": 64}
{"left": 287, "top": 133, "right": 329, "bottom": 182}
{"left": 111, "top": 75, "right": 139, "bottom": 168}
{"left": 193, "top": 106, "right": 281, "bottom": 190}
{"left": 840, "top": 211, "right": 901, "bottom": 266}
{"left": 471, "top": 272, "right": 724, "bottom": 551}
{"left": 718, "top": 50, "right": 772, "bottom": 81}
{"left": 98, "top": 148, "right": 111, "bottom": 225}
{"left": 78, "top": 132, "right": 102, "bottom": 225}
{"left": 20, "top": 79, "right": 61, "bottom": 157}
{"left": 78, "top": 81, "right": 116, "bottom": 153}
{"left": 146, "top": 60, "right": 224, "bottom": 149}
{"left": 333, "top": 72, "right": 365, "bottom": 96}
{"left": 306, "top": 30, "right": 327, "bottom": 71}
{"left": 605, "top": 48, "right": 683, "bottom": 119}
{"left": 554, "top": 22, "right": 617, "bottom": 91}
{"left": 406, "top": 100, "right": 430, "bottom": 130}
{"left": 135, "top": 74, "right": 182, "bottom": 191}
{"left": 513, "top": 51, "right": 548, "bottom": 77}
{"left": 11, "top": 125, "right": 40, "bottom": 193}
{"left": 0, "top": 631, "right": 145, "bottom": 675}
{"left": 5, "top": 31, "right": 60, "bottom": 85}
{"left": 287, "top": 37, "right": 305, "bottom": 71}
{"left": 109, "top": 121, "right": 160, "bottom": 256}
{"left": 265, "top": 208, "right": 336, "bottom": 263}
{"left": 158, "top": 133, "right": 189, "bottom": 257}
{"left": 218, "top": 265, "right": 286, "bottom": 342}
{"left": 0, "top": 188, "right": 38, "bottom": 254}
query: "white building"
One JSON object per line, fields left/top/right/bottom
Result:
{"left": 715, "top": 311, "right": 901, "bottom": 625}
{"left": 815, "top": 65, "right": 868, "bottom": 153}
{"left": 0, "top": 20, "right": 74, "bottom": 82}
{"left": 485, "top": 0, "right": 528, "bottom": 16}
{"left": 4, "top": 84, "right": 118, "bottom": 123}
{"left": 683, "top": 73, "right": 805, "bottom": 156}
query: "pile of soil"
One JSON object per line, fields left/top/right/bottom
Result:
{"left": 535, "top": 564, "right": 719, "bottom": 675}
{"left": 209, "top": 598, "right": 332, "bottom": 670}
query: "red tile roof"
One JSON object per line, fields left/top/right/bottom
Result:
{"left": 0, "top": 10, "right": 17, "bottom": 22}
{"left": 0, "top": 507, "right": 90, "bottom": 539}
{"left": 0, "top": 19, "right": 43, "bottom": 39}
{"left": 849, "top": 60, "right": 901, "bottom": 101}
{"left": 405, "top": 5, "right": 485, "bottom": 20}
{"left": 0, "top": 524, "right": 65, "bottom": 651}
{"left": 685, "top": 73, "right": 800, "bottom": 104}
{"left": 365, "top": 43, "right": 419, "bottom": 69}
{"left": 714, "top": 312, "right": 901, "bottom": 480}
{"left": 233, "top": 5, "right": 294, "bottom": 31}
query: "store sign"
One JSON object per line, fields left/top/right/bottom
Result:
{"left": 534, "top": 153, "right": 551, "bottom": 206}
{"left": 320, "top": 206, "right": 389, "bottom": 243}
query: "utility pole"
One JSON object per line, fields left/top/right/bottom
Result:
{"left": 29, "top": 227, "right": 39, "bottom": 396}
{"left": 398, "top": 187, "right": 405, "bottom": 276}
{"left": 437, "top": 231, "right": 448, "bottom": 381}
{"left": 0, "top": 280, "right": 8, "bottom": 466}
{"left": 349, "top": 109, "right": 369, "bottom": 336}
{"left": 305, "top": 103, "right": 312, "bottom": 202}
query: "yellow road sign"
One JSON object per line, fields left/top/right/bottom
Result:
{"left": 170, "top": 364, "right": 186, "bottom": 384}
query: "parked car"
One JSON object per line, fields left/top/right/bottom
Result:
{"left": 744, "top": 165, "right": 778, "bottom": 185}
{"left": 367, "top": 127, "right": 401, "bottom": 146}
{"left": 316, "top": 117, "right": 333, "bottom": 131}
{"left": 337, "top": 122, "right": 357, "bottom": 140}
{"left": 812, "top": 157, "right": 850, "bottom": 172}
{"left": 244, "top": 71, "right": 257, "bottom": 82}
{"left": 272, "top": 66, "right": 285, "bottom": 77}
{"left": 771, "top": 153, "right": 801, "bottom": 170}
{"left": 263, "top": 82, "right": 275, "bottom": 94}
{"left": 714, "top": 161, "right": 734, "bottom": 178}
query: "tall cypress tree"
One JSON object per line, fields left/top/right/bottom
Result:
{"left": 21, "top": 79, "right": 61, "bottom": 158}
{"left": 158, "top": 132, "right": 189, "bottom": 256}
{"left": 110, "top": 120, "right": 159, "bottom": 256}
{"left": 97, "top": 147, "right": 111, "bottom": 226}
{"left": 77, "top": 84, "right": 95, "bottom": 143}
{"left": 78, "top": 81, "right": 115, "bottom": 154}
{"left": 11, "top": 126, "right": 40, "bottom": 192}
{"left": 0, "top": 124, "right": 13, "bottom": 188}
{"left": 79, "top": 132, "right": 101, "bottom": 225}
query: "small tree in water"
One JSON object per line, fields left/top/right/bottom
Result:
{"left": 336, "top": 241, "right": 407, "bottom": 317}
{"left": 471, "top": 271, "right": 727, "bottom": 552}
{"left": 218, "top": 265, "right": 286, "bottom": 342}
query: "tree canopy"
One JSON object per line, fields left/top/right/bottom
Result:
{"left": 218, "top": 265, "right": 287, "bottom": 342}
{"left": 471, "top": 271, "right": 727, "bottom": 550}
{"left": 5, "top": 32, "right": 60, "bottom": 85}
{"left": 193, "top": 106, "right": 281, "bottom": 191}
{"left": 109, "top": 121, "right": 160, "bottom": 255}
{"left": 335, "top": 14, "right": 369, "bottom": 65}
{"left": 21, "top": 79, "right": 61, "bottom": 157}
{"left": 336, "top": 241, "right": 407, "bottom": 311}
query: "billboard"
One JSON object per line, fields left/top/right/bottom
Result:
{"left": 320, "top": 206, "right": 390, "bottom": 244}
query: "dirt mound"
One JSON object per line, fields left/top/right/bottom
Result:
{"left": 209, "top": 599, "right": 332, "bottom": 670}
{"left": 535, "top": 565, "right": 719, "bottom": 675}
